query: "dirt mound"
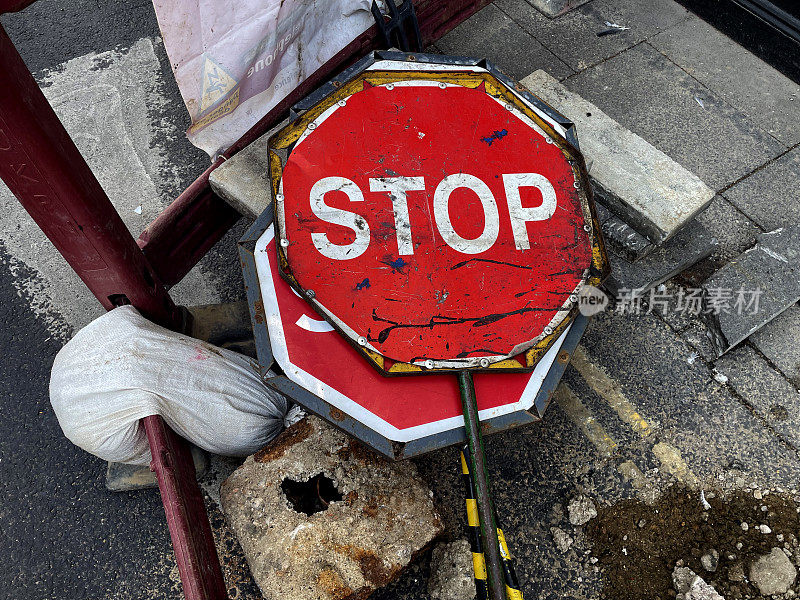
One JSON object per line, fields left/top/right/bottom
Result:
{"left": 586, "top": 485, "right": 800, "bottom": 599}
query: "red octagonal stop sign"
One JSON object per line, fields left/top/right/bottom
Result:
{"left": 273, "top": 65, "right": 601, "bottom": 371}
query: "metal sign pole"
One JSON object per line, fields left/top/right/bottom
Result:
{"left": 458, "top": 371, "right": 505, "bottom": 600}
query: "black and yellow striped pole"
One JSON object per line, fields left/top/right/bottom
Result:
{"left": 458, "top": 371, "right": 506, "bottom": 600}
{"left": 461, "top": 447, "right": 523, "bottom": 600}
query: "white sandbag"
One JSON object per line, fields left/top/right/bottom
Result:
{"left": 50, "top": 305, "right": 289, "bottom": 466}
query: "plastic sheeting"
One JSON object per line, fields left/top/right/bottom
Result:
{"left": 152, "top": 0, "right": 379, "bottom": 157}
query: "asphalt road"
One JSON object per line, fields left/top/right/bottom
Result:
{"left": 0, "top": 2, "right": 221, "bottom": 599}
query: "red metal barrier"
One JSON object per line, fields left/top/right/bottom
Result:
{"left": 0, "top": 1, "right": 492, "bottom": 598}
{"left": 0, "top": 23, "right": 227, "bottom": 600}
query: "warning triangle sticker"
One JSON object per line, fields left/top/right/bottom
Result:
{"left": 200, "top": 55, "right": 237, "bottom": 114}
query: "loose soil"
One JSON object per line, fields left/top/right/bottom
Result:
{"left": 586, "top": 485, "right": 800, "bottom": 599}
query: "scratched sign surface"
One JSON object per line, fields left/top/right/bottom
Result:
{"left": 274, "top": 69, "right": 597, "bottom": 370}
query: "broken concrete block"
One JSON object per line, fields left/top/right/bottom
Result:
{"left": 567, "top": 495, "right": 597, "bottom": 526}
{"left": 596, "top": 202, "right": 654, "bottom": 262}
{"left": 702, "top": 225, "right": 800, "bottom": 356}
{"left": 428, "top": 540, "right": 475, "bottom": 600}
{"left": 521, "top": 70, "right": 714, "bottom": 244}
{"left": 604, "top": 220, "right": 716, "bottom": 297}
{"left": 672, "top": 566, "right": 724, "bottom": 600}
{"left": 220, "top": 416, "right": 443, "bottom": 600}
{"left": 749, "top": 303, "right": 800, "bottom": 387}
{"left": 550, "top": 526, "right": 573, "bottom": 553}
{"left": 749, "top": 547, "right": 797, "bottom": 596}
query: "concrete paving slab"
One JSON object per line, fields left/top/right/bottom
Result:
{"left": 210, "top": 131, "right": 272, "bottom": 219}
{"left": 695, "top": 195, "right": 762, "bottom": 272}
{"left": 523, "top": 0, "right": 590, "bottom": 18}
{"left": 565, "top": 43, "right": 785, "bottom": 190}
{"left": 604, "top": 220, "right": 716, "bottom": 296}
{"left": 715, "top": 345, "right": 800, "bottom": 450}
{"left": 495, "top": 0, "right": 690, "bottom": 72}
{"left": 695, "top": 196, "right": 761, "bottom": 256}
{"left": 702, "top": 225, "right": 800, "bottom": 356}
{"left": 437, "top": 4, "right": 573, "bottom": 81}
{"left": 522, "top": 69, "right": 714, "bottom": 243}
{"left": 651, "top": 16, "right": 800, "bottom": 147}
{"left": 722, "top": 147, "right": 800, "bottom": 231}
{"left": 750, "top": 303, "right": 800, "bottom": 387}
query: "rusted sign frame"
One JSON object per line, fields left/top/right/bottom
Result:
{"left": 239, "top": 204, "right": 590, "bottom": 460}
{"left": 266, "top": 51, "right": 608, "bottom": 376}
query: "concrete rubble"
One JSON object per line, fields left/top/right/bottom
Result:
{"left": 428, "top": 540, "right": 476, "bottom": 600}
{"left": 749, "top": 548, "right": 797, "bottom": 596}
{"left": 551, "top": 526, "right": 574, "bottom": 553}
{"left": 220, "top": 416, "right": 443, "bottom": 600}
{"left": 567, "top": 495, "right": 598, "bottom": 526}
{"left": 673, "top": 566, "right": 725, "bottom": 600}
{"left": 701, "top": 549, "right": 719, "bottom": 573}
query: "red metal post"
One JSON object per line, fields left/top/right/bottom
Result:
{"left": 138, "top": 161, "right": 239, "bottom": 288}
{"left": 0, "top": 25, "right": 179, "bottom": 322}
{"left": 0, "top": 24, "right": 227, "bottom": 600}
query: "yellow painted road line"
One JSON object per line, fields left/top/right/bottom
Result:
{"left": 572, "top": 345, "right": 653, "bottom": 438}
{"left": 652, "top": 441, "right": 699, "bottom": 487}
{"left": 555, "top": 384, "right": 618, "bottom": 457}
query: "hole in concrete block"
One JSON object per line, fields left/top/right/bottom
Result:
{"left": 281, "top": 473, "right": 343, "bottom": 516}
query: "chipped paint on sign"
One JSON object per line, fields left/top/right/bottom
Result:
{"left": 270, "top": 59, "right": 608, "bottom": 372}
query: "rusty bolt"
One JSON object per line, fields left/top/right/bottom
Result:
{"left": 558, "top": 351, "right": 570, "bottom": 363}
{"left": 329, "top": 407, "right": 345, "bottom": 421}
